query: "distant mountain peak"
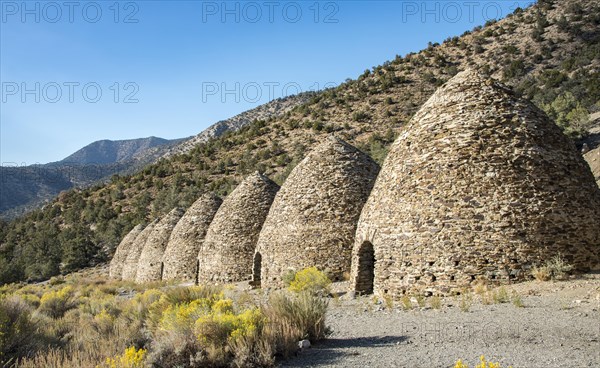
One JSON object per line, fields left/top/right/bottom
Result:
{"left": 58, "top": 136, "right": 175, "bottom": 165}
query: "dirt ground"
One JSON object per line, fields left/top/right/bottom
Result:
{"left": 281, "top": 275, "right": 600, "bottom": 368}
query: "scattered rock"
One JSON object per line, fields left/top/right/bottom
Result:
{"left": 298, "top": 339, "right": 311, "bottom": 349}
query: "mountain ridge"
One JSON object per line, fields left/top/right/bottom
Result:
{"left": 0, "top": 136, "right": 183, "bottom": 219}
{"left": 55, "top": 136, "right": 175, "bottom": 166}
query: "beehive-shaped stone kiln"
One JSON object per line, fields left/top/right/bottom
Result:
{"left": 255, "top": 136, "right": 380, "bottom": 288}
{"left": 109, "top": 224, "right": 144, "bottom": 279}
{"left": 197, "top": 172, "right": 279, "bottom": 283}
{"left": 162, "top": 193, "right": 223, "bottom": 282}
{"left": 350, "top": 69, "right": 600, "bottom": 297}
{"left": 135, "top": 208, "right": 184, "bottom": 283}
{"left": 122, "top": 219, "right": 159, "bottom": 281}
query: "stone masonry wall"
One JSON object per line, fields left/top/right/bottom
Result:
{"left": 197, "top": 172, "right": 279, "bottom": 283}
{"left": 256, "top": 136, "right": 380, "bottom": 288}
{"left": 135, "top": 208, "right": 184, "bottom": 283}
{"left": 109, "top": 224, "right": 144, "bottom": 279}
{"left": 162, "top": 193, "right": 222, "bottom": 282}
{"left": 584, "top": 146, "right": 600, "bottom": 187}
{"left": 121, "top": 219, "right": 159, "bottom": 281}
{"left": 350, "top": 69, "right": 600, "bottom": 298}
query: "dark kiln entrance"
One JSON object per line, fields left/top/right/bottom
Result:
{"left": 355, "top": 241, "right": 375, "bottom": 295}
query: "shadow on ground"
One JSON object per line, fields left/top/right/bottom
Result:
{"left": 279, "top": 335, "right": 408, "bottom": 367}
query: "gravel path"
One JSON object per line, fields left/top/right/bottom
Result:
{"left": 281, "top": 276, "right": 600, "bottom": 368}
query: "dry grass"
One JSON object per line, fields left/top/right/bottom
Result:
{"left": 511, "top": 291, "right": 524, "bottom": 308}
{"left": 458, "top": 293, "right": 473, "bottom": 312}
{"left": 532, "top": 254, "right": 574, "bottom": 281}
{"left": 429, "top": 295, "right": 442, "bottom": 309}
{"left": 383, "top": 294, "right": 394, "bottom": 310}
{"left": 532, "top": 266, "right": 551, "bottom": 281}
{"left": 401, "top": 295, "right": 412, "bottom": 311}
{"left": 2, "top": 272, "right": 329, "bottom": 368}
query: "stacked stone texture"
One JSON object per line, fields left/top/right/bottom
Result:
{"left": 197, "top": 172, "right": 279, "bottom": 283}
{"left": 135, "top": 208, "right": 185, "bottom": 283}
{"left": 256, "top": 136, "right": 380, "bottom": 288}
{"left": 162, "top": 193, "right": 223, "bottom": 282}
{"left": 109, "top": 224, "right": 144, "bottom": 279}
{"left": 350, "top": 69, "right": 600, "bottom": 298}
{"left": 121, "top": 219, "right": 159, "bottom": 281}
{"left": 584, "top": 146, "right": 600, "bottom": 187}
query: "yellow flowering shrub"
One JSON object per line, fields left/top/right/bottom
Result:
{"left": 137, "top": 289, "right": 164, "bottom": 305}
{"left": 288, "top": 267, "right": 331, "bottom": 295}
{"left": 104, "top": 346, "right": 146, "bottom": 368}
{"left": 194, "top": 306, "right": 263, "bottom": 345}
{"left": 39, "top": 285, "right": 76, "bottom": 318}
{"left": 212, "top": 298, "right": 234, "bottom": 314}
{"left": 93, "top": 309, "right": 115, "bottom": 334}
{"left": 454, "top": 356, "right": 511, "bottom": 368}
{"left": 159, "top": 299, "right": 212, "bottom": 332}
{"left": 229, "top": 308, "right": 263, "bottom": 341}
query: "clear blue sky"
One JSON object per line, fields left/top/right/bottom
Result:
{"left": 0, "top": 0, "right": 534, "bottom": 164}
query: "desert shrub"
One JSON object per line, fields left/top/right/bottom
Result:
{"left": 79, "top": 289, "right": 118, "bottom": 316}
{"left": 148, "top": 295, "right": 267, "bottom": 367}
{"left": 163, "top": 285, "right": 223, "bottom": 305}
{"left": 281, "top": 270, "right": 297, "bottom": 287}
{"left": 401, "top": 295, "right": 412, "bottom": 310}
{"left": 352, "top": 110, "right": 370, "bottom": 122}
{"left": 383, "top": 294, "right": 394, "bottom": 309}
{"left": 531, "top": 265, "right": 551, "bottom": 281}
{"left": 511, "top": 291, "right": 524, "bottom": 308}
{"left": 13, "top": 286, "right": 43, "bottom": 309}
{"left": 288, "top": 267, "right": 331, "bottom": 296}
{"left": 103, "top": 346, "right": 147, "bottom": 368}
{"left": 458, "top": 293, "right": 473, "bottom": 312}
{"left": 454, "top": 355, "right": 511, "bottom": 368}
{"left": 8, "top": 276, "right": 328, "bottom": 367}
{"left": 18, "top": 348, "right": 116, "bottom": 368}
{"left": 542, "top": 92, "right": 591, "bottom": 137}
{"left": 429, "top": 295, "right": 442, "bottom": 309}
{"left": 266, "top": 292, "right": 328, "bottom": 343}
{"left": 532, "top": 254, "right": 574, "bottom": 281}
{"left": 0, "top": 296, "right": 39, "bottom": 361}
{"left": 38, "top": 285, "right": 77, "bottom": 319}
{"left": 195, "top": 306, "right": 264, "bottom": 354}
{"left": 492, "top": 287, "right": 510, "bottom": 304}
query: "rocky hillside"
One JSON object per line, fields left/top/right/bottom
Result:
{"left": 162, "top": 94, "right": 313, "bottom": 158}
{"left": 0, "top": 0, "right": 598, "bottom": 284}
